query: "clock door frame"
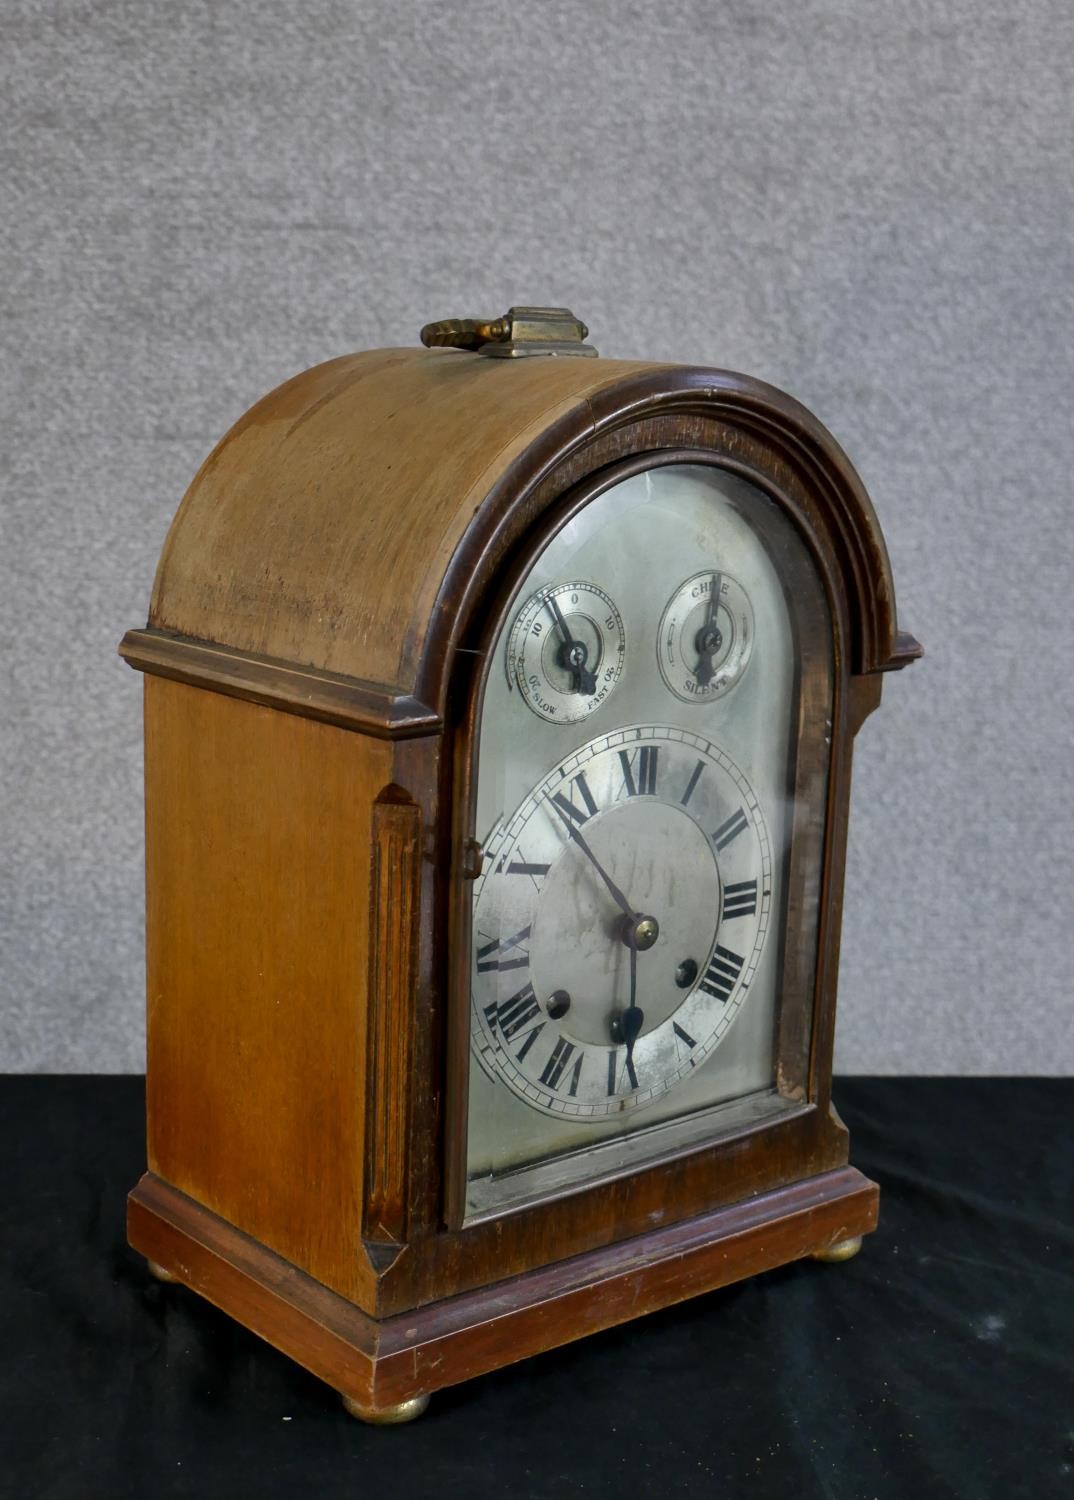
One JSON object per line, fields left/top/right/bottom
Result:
{"left": 444, "top": 443, "right": 843, "bottom": 1227}
{"left": 351, "top": 375, "right": 915, "bottom": 1319}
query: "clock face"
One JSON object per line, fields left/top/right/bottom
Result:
{"left": 471, "top": 727, "right": 772, "bottom": 1117}
{"left": 462, "top": 463, "right": 833, "bottom": 1220}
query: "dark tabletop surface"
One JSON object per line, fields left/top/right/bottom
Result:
{"left": 1, "top": 1077, "right": 1070, "bottom": 1499}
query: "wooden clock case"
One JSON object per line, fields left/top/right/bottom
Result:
{"left": 120, "top": 343, "right": 919, "bottom": 1420}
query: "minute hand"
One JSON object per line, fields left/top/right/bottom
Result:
{"left": 546, "top": 796, "right": 635, "bottom": 922}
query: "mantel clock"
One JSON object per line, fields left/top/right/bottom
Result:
{"left": 120, "top": 307, "right": 920, "bottom": 1422}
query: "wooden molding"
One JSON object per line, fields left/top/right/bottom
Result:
{"left": 361, "top": 793, "right": 422, "bottom": 1266}
{"left": 129, "top": 1165, "right": 878, "bottom": 1414}
{"left": 119, "top": 628, "right": 440, "bottom": 738}
{"left": 884, "top": 629, "right": 925, "bottom": 671}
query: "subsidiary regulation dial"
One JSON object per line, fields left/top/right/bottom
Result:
{"left": 507, "top": 581, "right": 626, "bottom": 723}
{"left": 657, "top": 570, "right": 754, "bottom": 704}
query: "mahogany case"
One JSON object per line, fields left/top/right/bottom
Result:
{"left": 120, "top": 347, "right": 919, "bottom": 1415}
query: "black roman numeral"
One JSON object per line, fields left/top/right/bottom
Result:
{"left": 605, "top": 1049, "right": 641, "bottom": 1093}
{"left": 722, "top": 879, "right": 758, "bottom": 919}
{"left": 681, "top": 759, "right": 706, "bottom": 807}
{"left": 475, "top": 924, "right": 531, "bottom": 973}
{"left": 699, "top": 946, "right": 744, "bottom": 1003}
{"left": 550, "top": 770, "right": 599, "bottom": 826}
{"left": 618, "top": 744, "right": 659, "bottom": 798}
{"left": 672, "top": 1021, "right": 697, "bottom": 1066}
{"left": 483, "top": 980, "right": 541, "bottom": 1038}
{"left": 495, "top": 841, "right": 550, "bottom": 879}
{"left": 539, "top": 1037, "right": 578, "bottom": 1090}
{"left": 515, "top": 1020, "right": 546, "bottom": 1062}
{"left": 712, "top": 808, "right": 749, "bottom": 850}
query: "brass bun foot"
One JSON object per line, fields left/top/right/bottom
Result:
{"left": 147, "top": 1259, "right": 180, "bottom": 1284}
{"left": 341, "top": 1392, "right": 430, "bottom": 1426}
{"left": 811, "top": 1235, "right": 863, "bottom": 1264}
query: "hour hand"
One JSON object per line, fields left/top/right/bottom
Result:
{"left": 615, "top": 943, "right": 643, "bottom": 1089}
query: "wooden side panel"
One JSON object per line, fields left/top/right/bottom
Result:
{"left": 143, "top": 676, "right": 394, "bottom": 1305}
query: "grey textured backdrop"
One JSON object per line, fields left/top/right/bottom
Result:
{"left": 2, "top": 1, "right": 1071, "bottom": 1073}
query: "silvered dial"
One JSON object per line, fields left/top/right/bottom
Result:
{"left": 506, "top": 580, "right": 626, "bottom": 722}
{"left": 657, "top": 570, "right": 754, "bottom": 703}
{"left": 471, "top": 725, "right": 772, "bottom": 1118}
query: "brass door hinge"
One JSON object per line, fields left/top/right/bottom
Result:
{"left": 420, "top": 306, "right": 597, "bottom": 359}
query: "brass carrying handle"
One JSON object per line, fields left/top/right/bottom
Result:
{"left": 420, "top": 317, "right": 510, "bottom": 351}
{"left": 419, "top": 307, "right": 596, "bottom": 359}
